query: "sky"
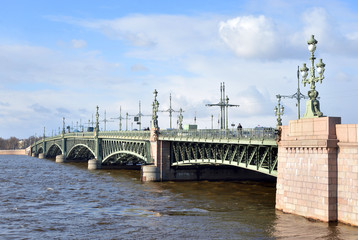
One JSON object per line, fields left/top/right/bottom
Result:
{"left": 1, "top": 0, "right": 358, "bottom": 138}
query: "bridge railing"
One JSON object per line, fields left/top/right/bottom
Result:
{"left": 98, "top": 130, "right": 151, "bottom": 139}
{"left": 65, "top": 132, "right": 94, "bottom": 137}
{"left": 159, "top": 128, "right": 277, "bottom": 141}
{"left": 31, "top": 131, "right": 151, "bottom": 148}
{"left": 31, "top": 128, "right": 276, "bottom": 148}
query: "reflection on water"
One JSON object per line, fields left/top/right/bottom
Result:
{"left": 0, "top": 155, "right": 357, "bottom": 239}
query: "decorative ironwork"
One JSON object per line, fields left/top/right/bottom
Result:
{"left": 178, "top": 108, "right": 184, "bottom": 130}
{"left": 152, "top": 89, "right": 159, "bottom": 128}
{"left": 274, "top": 95, "right": 284, "bottom": 128}
{"left": 300, "top": 35, "right": 326, "bottom": 118}
{"left": 31, "top": 127, "right": 278, "bottom": 177}
{"left": 171, "top": 141, "right": 277, "bottom": 176}
{"left": 206, "top": 82, "right": 240, "bottom": 129}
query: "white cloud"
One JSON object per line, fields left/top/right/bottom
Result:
{"left": 131, "top": 63, "right": 148, "bottom": 72}
{"left": 219, "top": 15, "right": 278, "bottom": 58}
{"left": 57, "top": 14, "right": 224, "bottom": 60}
{"left": 71, "top": 39, "right": 87, "bottom": 48}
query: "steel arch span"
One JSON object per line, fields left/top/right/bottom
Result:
{"left": 101, "top": 139, "right": 151, "bottom": 164}
{"left": 45, "top": 143, "right": 63, "bottom": 158}
{"left": 67, "top": 144, "right": 95, "bottom": 161}
{"left": 171, "top": 141, "right": 278, "bottom": 177}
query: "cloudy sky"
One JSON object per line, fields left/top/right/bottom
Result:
{"left": 1, "top": 0, "right": 358, "bottom": 138}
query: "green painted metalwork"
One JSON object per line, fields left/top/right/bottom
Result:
{"left": 178, "top": 108, "right": 184, "bottom": 130}
{"left": 171, "top": 141, "right": 277, "bottom": 176}
{"left": 206, "top": 82, "right": 240, "bottom": 130}
{"left": 274, "top": 95, "right": 284, "bottom": 128}
{"left": 278, "top": 66, "right": 307, "bottom": 120}
{"left": 159, "top": 128, "right": 277, "bottom": 146}
{"left": 300, "top": 35, "right": 326, "bottom": 118}
{"left": 152, "top": 89, "right": 159, "bottom": 128}
{"left": 31, "top": 127, "right": 278, "bottom": 177}
{"left": 31, "top": 131, "right": 152, "bottom": 164}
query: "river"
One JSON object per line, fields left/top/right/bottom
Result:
{"left": 1, "top": 155, "right": 358, "bottom": 239}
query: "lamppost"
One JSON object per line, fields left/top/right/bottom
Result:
{"left": 279, "top": 66, "right": 307, "bottom": 119}
{"left": 178, "top": 108, "right": 184, "bottom": 130}
{"left": 111, "top": 106, "right": 124, "bottom": 131}
{"left": 152, "top": 89, "right": 159, "bottom": 129}
{"left": 62, "top": 117, "right": 65, "bottom": 136}
{"left": 159, "top": 93, "right": 180, "bottom": 129}
{"left": 206, "top": 82, "right": 240, "bottom": 130}
{"left": 211, "top": 114, "right": 213, "bottom": 129}
{"left": 300, "top": 35, "right": 326, "bottom": 118}
{"left": 95, "top": 106, "right": 99, "bottom": 137}
{"left": 274, "top": 95, "right": 284, "bottom": 128}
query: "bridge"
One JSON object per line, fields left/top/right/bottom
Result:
{"left": 31, "top": 88, "right": 278, "bottom": 181}
{"left": 29, "top": 35, "right": 358, "bottom": 226}
{"left": 31, "top": 126, "right": 278, "bottom": 180}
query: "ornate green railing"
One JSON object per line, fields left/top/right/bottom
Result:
{"left": 159, "top": 128, "right": 277, "bottom": 145}
{"left": 32, "top": 128, "right": 277, "bottom": 147}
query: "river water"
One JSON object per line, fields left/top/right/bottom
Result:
{"left": 1, "top": 155, "right": 358, "bottom": 240}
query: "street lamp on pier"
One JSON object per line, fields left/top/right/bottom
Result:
{"left": 178, "top": 108, "right": 184, "bottom": 130}
{"left": 274, "top": 95, "right": 284, "bottom": 128}
{"left": 152, "top": 89, "right": 159, "bottom": 129}
{"left": 279, "top": 66, "right": 307, "bottom": 119}
{"left": 300, "top": 35, "right": 326, "bottom": 118}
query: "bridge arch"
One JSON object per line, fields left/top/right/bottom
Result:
{"left": 46, "top": 143, "right": 63, "bottom": 158}
{"left": 103, "top": 150, "right": 148, "bottom": 164}
{"left": 37, "top": 146, "right": 44, "bottom": 154}
{"left": 171, "top": 141, "right": 278, "bottom": 177}
{"left": 101, "top": 139, "right": 150, "bottom": 164}
{"left": 67, "top": 144, "right": 95, "bottom": 161}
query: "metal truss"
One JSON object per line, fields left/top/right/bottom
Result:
{"left": 101, "top": 139, "right": 151, "bottom": 163}
{"left": 31, "top": 130, "right": 278, "bottom": 176}
{"left": 171, "top": 141, "right": 278, "bottom": 176}
{"left": 31, "top": 135, "right": 151, "bottom": 164}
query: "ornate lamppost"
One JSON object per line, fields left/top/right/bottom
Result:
{"left": 178, "top": 108, "right": 184, "bottom": 130}
{"left": 274, "top": 95, "right": 284, "bottom": 128}
{"left": 300, "top": 35, "right": 326, "bottom": 118}
{"left": 95, "top": 106, "right": 99, "bottom": 137}
{"left": 62, "top": 117, "right": 65, "bottom": 136}
{"left": 152, "top": 89, "right": 159, "bottom": 129}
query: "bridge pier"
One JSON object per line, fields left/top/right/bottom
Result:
{"left": 276, "top": 117, "right": 340, "bottom": 222}
{"left": 55, "top": 154, "right": 66, "bottom": 163}
{"left": 31, "top": 153, "right": 36, "bottom": 157}
{"left": 141, "top": 165, "right": 159, "bottom": 181}
{"left": 38, "top": 153, "right": 44, "bottom": 159}
{"left": 88, "top": 159, "right": 101, "bottom": 170}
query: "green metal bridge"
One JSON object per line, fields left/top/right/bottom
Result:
{"left": 31, "top": 128, "right": 278, "bottom": 177}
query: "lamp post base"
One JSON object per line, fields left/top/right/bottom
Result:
{"left": 303, "top": 99, "right": 323, "bottom": 118}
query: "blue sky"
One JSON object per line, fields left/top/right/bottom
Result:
{"left": 1, "top": 0, "right": 358, "bottom": 138}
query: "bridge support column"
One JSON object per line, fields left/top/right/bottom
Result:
{"left": 56, "top": 154, "right": 66, "bottom": 163}
{"left": 141, "top": 165, "right": 159, "bottom": 181}
{"left": 88, "top": 159, "right": 101, "bottom": 170}
{"left": 141, "top": 128, "right": 161, "bottom": 181}
{"left": 38, "top": 153, "right": 44, "bottom": 159}
{"left": 31, "top": 153, "right": 36, "bottom": 157}
{"left": 276, "top": 117, "right": 341, "bottom": 222}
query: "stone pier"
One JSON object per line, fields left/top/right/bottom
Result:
{"left": 336, "top": 124, "right": 358, "bottom": 226}
{"left": 88, "top": 159, "right": 101, "bottom": 170}
{"left": 56, "top": 154, "right": 66, "bottom": 163}
{"left": 276, "top": 116, "right": 358, "bottom": 226}
{"left": 276, "top": 117, "right": 340, "bottom": 222}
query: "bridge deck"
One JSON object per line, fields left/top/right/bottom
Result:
{"left": 31, "top": 128, "right": 278, "bottom": 177}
